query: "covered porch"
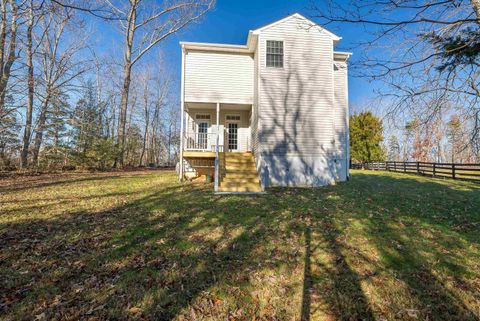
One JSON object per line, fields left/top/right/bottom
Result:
{"left": 182, "top": 102, "right": 252, "bottom": 155}
{"left": 179, "top": 102, "right": 254, "bottom": 192}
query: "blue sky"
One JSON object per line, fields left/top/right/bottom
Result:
{"left": 157, "top": 0, "right": 374, "bottom": 107}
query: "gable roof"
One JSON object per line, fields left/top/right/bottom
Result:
{"left": 251, "top": 12, "right": 341, "bottom": 42}
{"left": 180, "top": 13, "right": 342, "bottom": 53}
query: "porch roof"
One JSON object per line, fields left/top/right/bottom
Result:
{"left": 185, "top": 102, "right": 252, "bottom": 111}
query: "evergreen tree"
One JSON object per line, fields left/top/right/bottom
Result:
{"left": 41, "top": 90, "right": 71, "bottom": 169}
{"left": 388, "top": 135, "right": 400, "bottom": 161}
{"left": 403, "top": 120, "right": 418, "bottom": 161}
{"left": 350, "top": 112, "right": 385, "bottom": 163}
{"left": 447, "top": 115, "right": 463, "bottom": 163}
{"left": 0, "top": 95, "right": 20, "bottom": 169}
{"left": 70, "top": 81, "right": 118, "bottom": 169}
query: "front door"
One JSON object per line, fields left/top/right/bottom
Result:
{"left": 197, "top": 121, "right": 209, "bottom": 150}
{"left": 226, "top": 123, "right": 238, "bottom": 152}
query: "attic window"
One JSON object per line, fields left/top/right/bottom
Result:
{"left": 266, "top": 40, "right": 283, "bottom": 68}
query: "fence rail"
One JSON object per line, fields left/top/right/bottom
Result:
{"left": 351, "top": 161, "right": 480, "bottom": 182}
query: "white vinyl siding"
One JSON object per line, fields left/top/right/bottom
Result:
{"left": 184, "top": 50, "right": 254, "bottom": 104}
{"left": 180, "top": 13, "right": 350, "bottom": 186}
{"left": 333, "top": 62, "right": 348, "bottom": 159}
{"left": 257, "top": 18, "right": 336, "bottom": 157}
{"left": 333, "top": 61, "right": 349, "bottom": 181}
{"left": 251, "top": 50, "right": 260, "bottom": 155}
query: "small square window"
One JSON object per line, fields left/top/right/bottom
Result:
{"left": 266, "top": 40, "right": 283, "bottom": 68}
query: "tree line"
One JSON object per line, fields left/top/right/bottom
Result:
{"left": 0, "top": 0, "right": 213, "bottom": 171}
{"left": 350, "top": 111, "right": 480, "bottom": 164}
{"left": 313, "top": 0, "right": 480, "bottom": 164}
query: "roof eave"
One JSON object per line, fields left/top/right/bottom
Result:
{"left": 252, "top": 12, "right": 342, "bottom": 43}
{"left": 179, "top": 41, "right": 252, "bottom": 54}
{"left": 334, "top": 51, "right": 353, "bottom": 61}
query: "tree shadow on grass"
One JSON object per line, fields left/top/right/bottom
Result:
{"left": 341, "top": 171, "right": 480, "bottom": 320}
{"left": 1, "top": 182, "right": 304, "bottom": 319}
{"left": 366, "top": 217, "right": 479, "bottom": 320}
{"left": 298, "top": 203, "right": 376, "bottom": 321}
{"left": 1, "top": 171, "right": 480, "bottom": 320}
{"left": 291, "top": 171, "right": 479, "bottom": 320}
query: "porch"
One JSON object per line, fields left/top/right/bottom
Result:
{"left": 179, "top": 102, "right": 261, "bottom": 193}
{"left": 182, "top": 102, "right": 252, "bottom": 154}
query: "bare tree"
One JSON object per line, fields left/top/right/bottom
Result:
{"left": 31, "top": 5, "right": 90, "bottom": 166}
{"left": 151, "top": 72, "right": 170, "bottom": 165}
{"left": 0, "top": 0, "right": 19, "bottom": 124}
{"left": 137, "top": 70, "right": 150, "bottom": 166}
{"left": 312, "top": 0, "right": 480, "bottom": 153}
{"left": 164, "top": 100, "right": 179, "bottom": 165}
{"left": 0, "top": 0, "right": 204, "bottom": 170}
{"left": 104, "top": 0, "right": 214, "bottom": 167}
{"left": 20, "top": 0, "right": 45, "bottom": 168}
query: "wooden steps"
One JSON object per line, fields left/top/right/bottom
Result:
{"left": 218, "top": 152, "right": 262, "bottom": 193}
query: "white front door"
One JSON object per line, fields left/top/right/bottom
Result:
{"left": 226, "top": 122, "right": 239, "bottom": 152}
{"left": 197, "top": 121, "right": 209, "bottom": 150}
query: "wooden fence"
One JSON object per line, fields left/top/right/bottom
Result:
{"left": 351, "top": 161, "right": 480, "bottom": 182}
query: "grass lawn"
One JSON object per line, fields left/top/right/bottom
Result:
{"left": 1, "top": 170, "right": 479, "bottom": 320}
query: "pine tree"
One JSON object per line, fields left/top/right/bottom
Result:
{"left": 350, "top": 112, "right": 385, "bottom": 163}
{"left": 388, "top": 135, "right": 400, "bottom": 161}
{"left": 0, "top": 95, "right": 20, "bottom": 169}
{"left": 447, "top": 115, "right": 463, "bottom": 163}
{"left": 70, "top": 81, "right": 117, "bottom": 169}
{"left": 42, "top": 90, "right": 71, "bottom": 169}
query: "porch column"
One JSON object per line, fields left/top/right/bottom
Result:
{"left": 216, "top": 103, "right": 220, "bottom": 138}
{"left": 179, "top": 45, "right": 185, "bottom": 181}
{"left": 214, "top": 102, "right": 220, "bottom": 192}
{"left": 179, "top": 107, "right": 185, "bottom": 181}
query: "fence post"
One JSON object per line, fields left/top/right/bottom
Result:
{"left": 404, "top": 162, "right": 406, "bottom": 173}
{"left": 433, "top": 163, "right": 436, "bottom": 177}
{"left": 394, "top": 161, "right": 396, "bottom": 171}
{"left": 416, "top": 162, "right": 420, "bottom": 175}
{"left": 452, "top": 163, "right": 456, "bottom": 180}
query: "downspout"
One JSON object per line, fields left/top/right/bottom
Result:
{"left": 179, "top": 45, "right": 185, "bottom": 181}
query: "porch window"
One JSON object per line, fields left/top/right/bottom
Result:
{"left": 226, "top": 115, "right": 241, "bottom": 121}
{"left": 195, "top": 114, "right": 211, "bottom": 120}
{"left": 266, "top": 40, "right": 283, "bottom": 68}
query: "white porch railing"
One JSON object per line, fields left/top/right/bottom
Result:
{"left": 184, "top": 132, "right": 221, "bottom": 151}
{"left": 184, "top": 130, "right": 252, "bottom": 153}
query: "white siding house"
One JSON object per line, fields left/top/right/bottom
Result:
{"left": 179, "top": 13, "right": 351, "bottom": 193}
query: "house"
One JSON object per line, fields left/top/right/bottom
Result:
{"left": 179, "top": 13, "right": 351, "bottom": 193}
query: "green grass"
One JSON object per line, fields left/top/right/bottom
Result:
{"left": 1, "top": 170, "right": 479, "bottom": 320}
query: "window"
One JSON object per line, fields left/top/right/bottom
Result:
{"left": 195, "top": 114, "right": 211, "bottom": 120}
{"left": 266, "top": 40, "right": 283, "bottom": 68}
{"left": 226, "top": 115, "right": 241, "bottom": 121}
